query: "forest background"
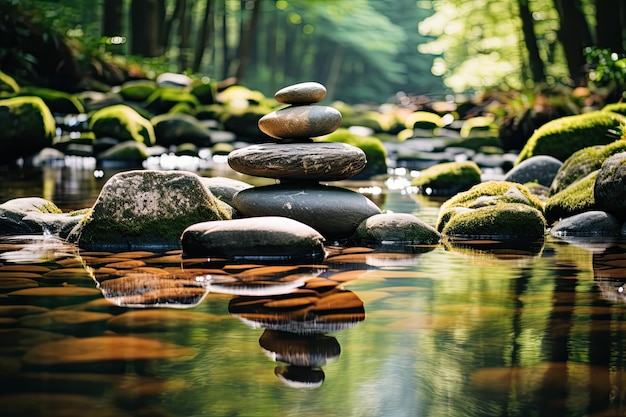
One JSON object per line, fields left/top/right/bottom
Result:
{"left": 0, "top": 0, "right": 624, "bottom": 105}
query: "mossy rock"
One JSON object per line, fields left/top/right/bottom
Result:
{"left": 0, "top": 197, "right": 81, "bottom": 236}
{"left": 411, "top": 161, "right": 481, "bottom": 196}
{"left": 601, "top": 102, "right": 626, "bottom": 116}
{"left": 72, "top": 170, "right": 233, "bottom": 251}
{"left": 151, "top": 113, "right": 212, "bottom": 147}
{"left": 195, "top": 104, "right": 224, "bottom": 121}
{"left": 144, "top": 87, "right": 201, "bottom": 114}
{"left": 550, "top": 140, "right": 626, "bottom": 195}
{"left": 89, "top": 104, "right": 155, "bottom": 146}
{"left": 545, "top": 170, "right": 598, "bottom": 224}
{"left": 515, "top": 111, "right": 626, "bottom": 164}
{"left": 17, "top": 87, "right": 85, "bottom": 114}
{"left": 404, "top": 111, "right": 445, "bottom": 131}
{"left": 436, "top": 181, "right": 545, "bottom": 232}
{"left": 189, "top": 78, "right": 217, "bottom": 105}
{"left": 118, "top": 80, "right": 158, "bottom": 102}
{"left": 218, "top": 85, "right": 266, "bottom": 106}
{"left": 316, "top": 128, "right": 387, "bottom": 179}
{"left": 97, "top": 140, "right": 149, "bottom": 161}
{"left": 0, "top": 71, "right": 19, "bottom": 95}
{"left": 459, "top": 116, "right": 497, "bottom": 138}
{"left": 441, "top": 202, "right": 546, "bottom": 240}
{"left": 0, "top": 96, "right": 57, "bottom": 162}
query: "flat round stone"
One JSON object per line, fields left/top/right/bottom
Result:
{"left": 232, "top": 184, "right": 382, "bottom": 240}
{"left": 258, "top": 105, "right": 342, "bottom": 140}
{"left": 227, "top": 142, "right": 366, "bottom": 181}
{"left": 275, "top": 82, "right": 327, "bottom": 104}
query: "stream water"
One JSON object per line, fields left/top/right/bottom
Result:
{"left": 1, "top": 160, "right": 626, "bottom": 417}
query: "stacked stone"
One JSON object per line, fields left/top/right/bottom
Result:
{"left": 228, "top": 82, "right": 382, "bottom": 241}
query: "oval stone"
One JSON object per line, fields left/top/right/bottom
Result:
{"left": 275, "top": 82, "right": 327, "bottom": 104}
{"left": 258, "top": 105, "right": 342, "bottom": 140}
{"left": 227, "top": 142, "right": 366, "bottom": 181}
{"left": 232, "top": 185, "right": 382, "bottom": 240}
{"left": 181, "top": 216, "right": 326, "bottom": 262}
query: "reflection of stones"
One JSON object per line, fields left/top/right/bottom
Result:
{"left": 228, "top": 278, "right": 365, "bottom": 334}
{"left": 259, "top": 329, "right": 340, "bottom": 367}
{"left": 594, "top": 248, "right": 626, "bottom": 303}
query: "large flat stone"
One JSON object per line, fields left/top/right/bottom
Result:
{"left": 227, "top": 142, "right": 366, "bottom": 181}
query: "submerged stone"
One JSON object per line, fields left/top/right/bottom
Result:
{"left": 181, "top": 216, "right": 326, "bottom": 262}
{"left": 227, "top": 142, "right": 366, "bottom": 181}
{"left": 232, "top": 184, "right": 382, "bottom": 240}
{"left": 258, "top": 105, "right": 342, "bottom": 140}
{"left": 71, "top": 170, "right": 233, "bottom": 251}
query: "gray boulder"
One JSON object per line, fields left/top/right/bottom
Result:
{"left": 181, "top": 216, "right": 326, "bottom": 262}
{"left": 503, "top": 155, "right": 562, "bottom": 187}
{"left": 550, "top": 211, "right": 622, "bottom": 237}
{"left": 0, "top": 197, "right": 84, "bottom": 238}
{"left": 71, "top": 170, "right": 233, "bottom": 251}
{"left": 594, "top": 152, "right": 626, "bottom": 220}
{"left": 352, "top": 213, "right": 441, "bottom": 245}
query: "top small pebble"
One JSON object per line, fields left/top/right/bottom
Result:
{"left": 275, "top": 82, "right": 326, "bottom": 104}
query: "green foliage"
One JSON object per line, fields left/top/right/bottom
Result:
{"left": 584, "top": 46, "right": 626, "bottom": 89}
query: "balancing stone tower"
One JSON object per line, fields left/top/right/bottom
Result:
{"left": 227, "top": 82, "right": 382, "bottom": 242}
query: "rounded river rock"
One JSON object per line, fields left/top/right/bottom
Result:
{"left": 258, "top": 105, "right": 342, "bottom": 140}
{"left": 274, "top": 82, "right": 327, "bottom": 104}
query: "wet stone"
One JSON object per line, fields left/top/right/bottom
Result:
{"left": 19, "top": 310, "right": 113, "bottom": 336}
{"left": 275, "top": 82, "right": 327, "bottom": 104}
{"left": 227, "top": 142, "right": 366, "bottom": 181}
{"left": 258, "top": 105, "right": 342, "bottom": 140}
{"left": 6, "top": 287, "right": 102, "bottom": 308}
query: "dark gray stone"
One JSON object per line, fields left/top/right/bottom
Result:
{"left": 275, "top": 82, "right": 326, "bottom": 104}
{"left": 232, "top": 184, "right": 382, "bottom": 240}
{"left": 227, "top": 142, "right": 366, "bottom": 181}
{"left": 151, "top": 113, "right": 213, "bottom": 147}
{"left": 352, "top": 213, "right": 441, "bottom": 244}
{"left": 181, "top": 216, "right": 326, "bottom": 261}
{"left": 200, "top": 176, "right": 253, "bottom": 206}
{"left": 504, "top": 155, "right": 563, "bottom": 187}
{"left": 550, "top": 210, "right": 622, "bottom": 237}
{"left": 594, "top": 152, "right": 626, "bottom": 220}
{"left": 258, "top": 105, "right": 342, "bottom": 140}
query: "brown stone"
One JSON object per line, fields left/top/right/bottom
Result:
{"left": 258, "top": 105, "right": 341, "bottom": 140}
{"left": 227, "top": 142, "right": 366, "bottom": 181}
{"left": 274, "top": 82, "right": 327, "bottom": 104}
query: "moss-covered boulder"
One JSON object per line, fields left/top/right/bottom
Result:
{"left": 71, "top": 170, "right": 233, "bottom": 251}
{"left": 144, "top": 87, "right": 201, "bottom": 114}
{"left": 97, "top": 140, "right": 149, "bottom": 162}
{"left": 441, "top": 203, "right": 546, "bottom": 240}
{"left": 435, "top": 181, "right": 545, "bottom": 232}
{"left": 316, "top": 128, "right": 387, "bottom": 179}
{"left": 515, "top": 111, "right": 626, "bottom": 164}
{"left": 594, "top": 152, "right": 626, "bottom": 220}
{"left": 117, "top": 79, "right": 158, "bottom": 102}
{"left": 220, "top": 104, "right": 272, "bottom": 141}
{"left": 411, "top": 161, "right": 481, "bottom": 196}
{"left": 0, "top": 197, "right": 83, "bottom": 237}
{"left": 189, "top": 78, "right": 217, "bottom": 105}
{"left": 545, "top": 170, "right": 598, "bottom": 223}
{"left": 404, "top": 111, "right": 445, "bottom": 132}
{"left": 352, "top": 213, "right": 441, "bottom": 245}
{"left": 17, "top": 87, "right": 84, "bottom": 114}
{"left": 151, "top": 113, "right": 213, "bottom": 147}
{"left": 89, "top": 104, "right": 155, "bottom": 146}
{"left": 549, "top": 140, "right": 626, "bottom": 194}
{"left": 0, "top": 96, "right": 56, "bottom": 162}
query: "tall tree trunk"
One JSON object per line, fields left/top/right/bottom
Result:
{"left": 177, "top": 0, "right": 193, "bottom": 71}
{"left": 553, "top": 0, "right": 592, "bottom": 85}
{"left": 192, "top": 0, "right": 215, "bottom": 73}
{"left": 235, "top": 0, "right": 262, "bottom": 82}
{"left": 161, "top": 0, "right": 186, "bottom": 52}
{"left": 131, "top": 0, "right": 163, "bottom": 57}
{"left": 517, "top": 0, "right": 546, "bottom": 83}
{"left": 596, "top": 0, "right": 624, "bottom": 54}
{"left": 222, "top": 0, "right": 230, "bottom": 79}
{"left": 102, "top": 0, "right": 123, "bottom": 36}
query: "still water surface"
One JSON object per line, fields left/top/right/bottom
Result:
{"left": 1, "top": 162, "right": 626, "bottom": 417}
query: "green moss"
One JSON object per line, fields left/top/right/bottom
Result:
{"left": 602, "top": 102, "right": 626, "bottom": 116}
{"left": 145, "top": 87, "right": 201, "bottom": 114}
{"left": 97, "top": 140, "right": 149, "bottom": 161}
{"left": 38, "top": 201, "right": 63, "bottom": 214}
{"left": 459, "top": 116, "right": 497, "bottom": 138}
{"left": 189, "top": 78, "right": 217, "bottom": 105}
{"left": 18, "top": 87, "right": 84, "bottom": 114}
{"left": 516, "top": 111, "right": 626, "bottom": 164}
{"left": 118, "top": 80, "right": 158, "bottom": 101}
{"left": 411, "top": 161, "right": 481, "bottom": 195}
{"left": 550, "top": 140, "right": 626, "bottom": 194}
{"left": 404, "top": 111, "right": 445, "bottom": 131}
{"left": 89, "top": 104, "right": 155, "bottom": 146}
{"left": 441, "top": 203, "right": 546, "bottom": 239}
{"left": 0, "top": 71, "right": 19, "bottom": 95}
{"left": 316, "top": 128, "right": 387, "bottom": 178}
{"left": 545, "top": 170, "right": 598, "bottom": 223}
